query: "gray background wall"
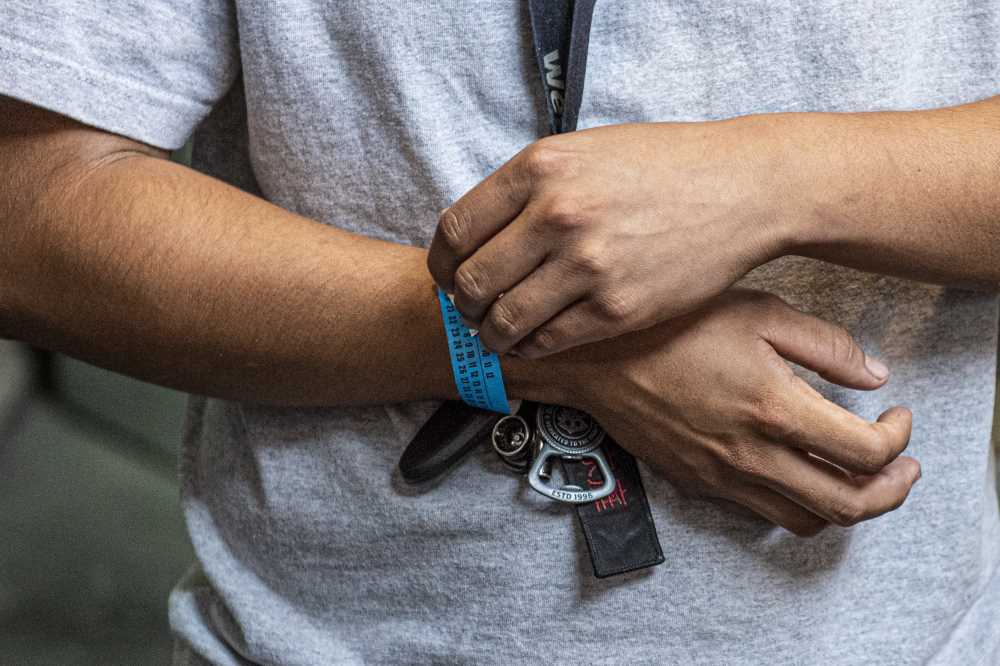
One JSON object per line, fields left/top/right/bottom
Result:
{"left": 0, "top": 350, "right": 192, "bottom": 665}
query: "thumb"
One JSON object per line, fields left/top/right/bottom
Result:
{"left": 762, "top": 307, "right": 889, "bottom": 390}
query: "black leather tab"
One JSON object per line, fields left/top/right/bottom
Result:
{"left": 562, "top": 439, "right": 665, "bottom": 578}
{"left": 398, "top": 401, "right": 499, "bottom": 485}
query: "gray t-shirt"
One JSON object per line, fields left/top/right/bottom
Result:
{"left": 3, "top": 2, "right": 999, "bottom": 664}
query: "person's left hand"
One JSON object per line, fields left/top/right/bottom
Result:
{"left": 427, "top": 118, "right": 804, "bottom": 357}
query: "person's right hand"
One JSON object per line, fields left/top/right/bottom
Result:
{"left": 545, "top": 289, "right": 919, "bottom": 535}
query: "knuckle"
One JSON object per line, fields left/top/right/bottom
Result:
{"left": 743, "top": 290, "right": 788, "bottom": 319}
{"left": 824, "top": 324, "right": 859, "bottom": 368}
{"left": 750, "top": 289, "right": 787, "bottom": 309}
{"left": 564, "top": 241, "right": 607, "bottom": 276}
{"left": 520, "top": 137, "right": 582, "bottom": 181}
{"left": 529, "top": 327, "right": 559, "bottom": 354}
{"left": 453, "top": 262, "right": 489, "bottom": 305}
{"left": 438, "top": 208, "right": 470, "bottom": 254}
{"left": 485, "top": 300, "right": 522, "bottom": 341}
{"left": 749, "top": 392, "right": 794, "bottom": 443}
{"left": 726, "top": 442, "right": 765, "bottom": 477}
{"left": 884, "top": 426, "right": 909, "bottom": 457}
{"left": 522, "top": 142, "right": 566, "bottom": 179}
{"left": 872, "top": 439, "right": 898, "bottom": 468}
{"left": 592, "top": 289, "right": 634, "bottom": 324}
{"left": 544, "top": 199, "right": 588, "bottom": 232}
{"left": 887, "top": 489, "right": 908, "bottom": 512}
{"left": 853, "top": 453, "right": 886, "bottom": 476}
{"left": 854, "top": 435, "right": 898, "bottom": 473}
{"left": 829, "top": 497, "right": 867, "bottom": 527}
{"left": 494, "top": 166, "right": 527, "bottom": 212}
{"left": 745, "top": 292, "right": 791, "bottom": 337}
{"left": 688, "top": 455, "right": 730, "bottom": 489}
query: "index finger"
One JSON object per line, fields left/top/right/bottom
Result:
{"left": 427, "top": 152, "right": 532, "bottom": 291}
{"left": 755, "top": 446, "right": 921, "bottom": 528}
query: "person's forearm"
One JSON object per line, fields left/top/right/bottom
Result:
{"left": 765, "top": 96, "right": 1000, "bottom": 287}
{"left": 0, "top": 134, "right": 549, "bottom": 406}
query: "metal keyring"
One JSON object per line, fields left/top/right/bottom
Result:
{"left": 491, "top": 414, "right": 533, "bottom": 471}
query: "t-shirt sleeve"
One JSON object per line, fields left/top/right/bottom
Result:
{"left": 0, "top": 1, "right": 239, "bottom": 150}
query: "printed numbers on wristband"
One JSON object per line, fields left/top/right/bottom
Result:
{"left": 437, "top": 288, "right": 511, "bottom": 414}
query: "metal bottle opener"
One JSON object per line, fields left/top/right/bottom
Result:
{"left": 492, "top": 403, "right": 616, "bottom": 504}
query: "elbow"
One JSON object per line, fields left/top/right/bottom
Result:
{"left": 0, "top": 99, "right": 169, "bottom": 345}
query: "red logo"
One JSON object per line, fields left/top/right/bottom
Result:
{"left": 582, "top": 459, "right": 628, "bottom": 512}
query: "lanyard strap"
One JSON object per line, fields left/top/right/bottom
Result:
{"left": 528, "top": 0, "right": 598, "bottom": 135}
{"left": 527, "top": 0, "right": 666, "bottom": 578}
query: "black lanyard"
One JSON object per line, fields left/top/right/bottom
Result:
{"left": 525, "top": 0, "right": 665, "bottom": 578}
{"left": 528, "top": 0, "right": 597, "bottom": 135}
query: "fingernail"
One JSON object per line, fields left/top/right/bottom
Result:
{"left": 865, "top": 356, "right": 890, "bottom": 380}
{"left": 506, "top": 349, "right": 522, "bottom": 358}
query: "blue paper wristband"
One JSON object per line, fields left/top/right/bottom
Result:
{"left": 437, "top": 288, "right": 511, "bottom": 414}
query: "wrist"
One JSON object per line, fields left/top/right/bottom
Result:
{"left": 427, "top": 279, "right": 568, "bottom": 412}
{"left": 501, "top": 352, "right": 570, "bottom": 407}
{"left": 755, "top": 111, "right": 878, "bottom": 255}
{"left": 728, "top": 112, "right": 838, "bottom": 257}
